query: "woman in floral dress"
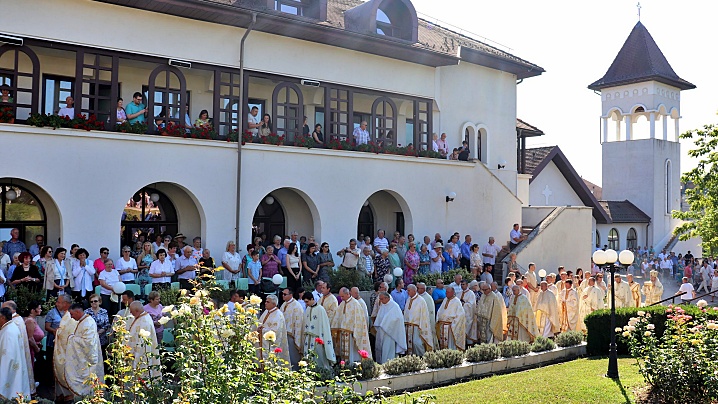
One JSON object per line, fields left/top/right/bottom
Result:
{"left": 136, "top": 242, "right": 155, "bottom": 297}
{"left": 404, "top": 242, "right": 419, "bottom": 285}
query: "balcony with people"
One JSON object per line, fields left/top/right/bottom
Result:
{"left": 0, "top": 40, "right": 475, "bottom": 162}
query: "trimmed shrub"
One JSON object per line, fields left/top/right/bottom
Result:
{"left": 531, "top": 336, "right": 556, "bottom": 352}
{"left": 328, "top": 267, "right": 373, "bottom": 292}
{"left": 382, "top": 355, "right": 426, "bottom": 375}
{"left": 413, "top": 268, "right": 471, "bottom": 290}
{"left": 465, "top": 343, "right": 501, "bottom": 363}
{"left": 5, "top": 285, "right": 45, "bottom": 317}
{"left": 334, "top": 358, "right": 380, "bottom": 380}
{"left": 498, "top": 340, "right": 531, "bottom": 357}
{"left": 555, "top": 331, "right": 584, "bottom": 348}
{"left": 423, "top": 348, "right": 464, "bottom": 369}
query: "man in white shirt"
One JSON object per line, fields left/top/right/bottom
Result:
{"left": 57, "top": 96, "right": 75, "bottom": 118}
{"left": 447, "top": 274, "right": 463, "bottom": 296}
{"left": 247, "top": 106, "right": 260, "bottom": 139}
{"left": 481, "top": 237, "right": 502, "bottom": 276}
{"left": 677, "top": 277, "right": 696, "bottom": 302}
{"left": 509, "top": 224, "right": 526, "bottom": 250}
{"left": 353, "top": 121, "right": 370, "bottom": 145}
{"left": 373, "top": 230, "right": 389, "bottom": 255}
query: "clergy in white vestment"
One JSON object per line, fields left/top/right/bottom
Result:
{"left": 336, "top": 287, "right": 372, "bottom": 362}
{"left": 351, "top": 287, "right": 371, "bottom": 332}
{"left": 280, "top": 288, "right": 304, "bottom": 367}
{"left": 56, "top": 304, "right": 104, "bottom": 397}
{"left": 507, "top": 285, "right": 538, "bottom": 343}
{"left": 559, "top": 280, "right": 579, "bottom": 332}
{"left": 435, "top": 287, "right": 466, "bottom": 351}
{"left": 546, "top": 274, "right": 559, "bottom": 300}
{"left": 607, "top": 274, "right": 632, "bottom": 309}
{"left": 525, "top": 264, "right": 539, "bottom": 308}
{"left": 127, "top": 301, "right": 162, "bottom": 379}
{"left": 417, "top": 282, "right": 438, "bottom": 349}
{"left": 258, "top": 295, "right": 291, "bottom": 365}
{"left": 475, "top": 281, "right": 505, "bottom": 343}
{"left": 403, "top": 284, "right": 433, "bottom": 356}
{"left": 458, "top": 280, "right": 478, "bottom": 345}
{"left": 53, "top": 308, "right": 78, "bottom": 402}
{"left": 370, "top": 282, "right": 389, "bottom": 325}
{"left": 374, "top": 292, "right": 407, "bottom": 363}
{"left": 534, "top": 282, "right": 560, "bottom": 338}
{"left": 2, "top": 301, "right": 34, "bottom": 395}
{"left": 579, "top": 278, "right": 602, "bottom": 329}
{"left": 0, "top": 307, "right": 31, "bottom": 400}
{"left": 301, "top": 292, "right": 336, "bottom": 369}
{"left": 626, "top": 274, "right": 641, "bottom": 308}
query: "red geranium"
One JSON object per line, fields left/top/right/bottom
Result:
{"left": 274, "top": 347, "right": 283, "bottom": 354}
{"left": 315, "top": 337, "right": 324, "bottom": 345}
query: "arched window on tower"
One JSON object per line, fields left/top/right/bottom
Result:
{"left": 595, "top": 230, "right": 600, "bottom": 249}
{"left": 665, "top": 159, "right": 672, "bottom": 214}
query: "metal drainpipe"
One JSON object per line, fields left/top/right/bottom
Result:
{"left": 235, "top": 13, "right": 257, "bottom": 247}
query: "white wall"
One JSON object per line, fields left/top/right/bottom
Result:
{"left": 528, "top": 161, "right": 584, "bottom": 207}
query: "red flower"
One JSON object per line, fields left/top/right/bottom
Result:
{"left": 358, "top": 350, "right": 369, "bottom": 359}
{"left": 340, "top": 360, "right": 345, "bottom": 366}
{"left": 274, "top": 347, "right": 283, "bottom": 354}
{"left": 314, "top": 337, "right": 324, "bottom": 345}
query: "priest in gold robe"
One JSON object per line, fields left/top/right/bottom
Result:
{"left": 302, "top": 292, "right": 336, "bottom": 370}
{"left": 607, "top": 274, "right": 633, "bottom": 308}
{"left": 374, "top": 292, "right": 407, "bottom": 364}
{"left": 525, "top": 263, "right": 540, "bottom": 308}
{"left": 436, "top": 287, "right": 466, "bottom": 351}
{"left": 404, "top": 284, "right": 433, "bottom": 356}
{"left": 280, "top": 288, "right": 304, "bottom": 367}
{"left": 2, "top": 301, "right": 34, "bottom": 395}
{"left": 336, "top": 287, "right": 372, "bottom": 362}
{"left": 643, "top": 271, "right": 664, "bottom": 306}
{"left": 507, "top": 285, "right": 538, "bottom": 343}
{"left": 579, "top": 277, "right": 602, "bottom": 330}
{"left": 559, "top": 280, "right": 579, "bottom": 332}
{"left": 458, "top": 280, "right": 478, "bottom": 345}
{"left": 0, "top": 307, "right": 31, "bottom": 400}
{"left": 351, "top": 287, "right": 371, "bottom": 331}
{"left": 127, "top": 301, "right": 162, "bottom": 379}
{"left": 534, "top": 282, "right": 560, "bottom": 338}
{"left": 476, "top": 281, "right": 505, "bottom": 343}
{"left": 55, "top": 304, "right": 104, "bottom": 397}
{"left": 53, "top": 307, "right": 77, "bottom": 402}
{"left": 417, "top": 282, "right": 438, "bottom": 349}
{"left": 319, "top": 282, "right": 339, "bottom": 344}
{"left": 258, "top": 295, "right": 291, "bottom": 365}
{"left": 627, "top": 274, "right": 641, "bottom": 307}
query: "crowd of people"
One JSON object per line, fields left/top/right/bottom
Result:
{"left": 0, "top": 223, "right": 700, "bottom": 402}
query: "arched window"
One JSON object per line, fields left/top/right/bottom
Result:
{"left": 627, "top": 228, "right": 638, "bottom": 250}
{"left": 253, "top": 195, "right": 286, "bottom": 241}
{"left": 146, "top": 65, "right": 188, "bottom": 133}
{"left": 0, "top": 45, "right": 40, "bottom": 120}
{"left": 121, "top": 188, "right": 178, "bottom": 249}
{"left": 595, "top": 230, "right": 600, "bottom": 248}
{"left": 371, "top": 96, "right": 397, "bottom": 147}
{"left": 357, "top": 204, "right": 374, "bottom": 240}
{"left": 665, "top": 159, "right": 672, "bottom": 214}
{"left": 374, "top": 1, "right": 417, "bottom": 41}
{"left": 608, "top": 228, "right": 619, "bottom": 250}
{"left": 272, "top": 82, "right": 304, "bottom": 144}
{"left": 0, "top": 183, "right": 46, "bottom": 247}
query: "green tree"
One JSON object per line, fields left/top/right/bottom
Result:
{"left": 673, "top": 122, "right": 718, "bottom": 255}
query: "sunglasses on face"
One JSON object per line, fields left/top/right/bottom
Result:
{"left": 90, "top": 300, "right": 99, "bottom": 303}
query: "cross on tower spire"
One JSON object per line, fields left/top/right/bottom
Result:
{"left": 637, "top": 2, "right": 642, "bottom": 21}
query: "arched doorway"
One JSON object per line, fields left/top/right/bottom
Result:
{"left": 252, "top": 189, "right": 319, "bottom": 243}
{"left": 120, "top": 187, "right": 178, "bottom": 248}
{"left": 252, "top": 195, "right": 286, "bottom": 242}
{"left": 358, "top": 190, "right": 412, "bottom": 239}
{"left": 0, "top": 182, "right": 46, "bottom": 248}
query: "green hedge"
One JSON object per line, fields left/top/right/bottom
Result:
{"left": 584, "top": 305, "right": 718, "bottom": 356}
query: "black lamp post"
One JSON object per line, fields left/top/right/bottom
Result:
{"left": 592, "top": 248, "right": 634, "bottom": 379}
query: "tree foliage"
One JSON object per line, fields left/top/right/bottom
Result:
{"left": 673, "top": 122, "right": 718, "bottom": 255}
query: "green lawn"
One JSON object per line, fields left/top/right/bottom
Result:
{"left": 394, "top": 357, "right": 644, "bottom": 404}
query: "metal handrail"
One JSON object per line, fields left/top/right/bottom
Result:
{"left": 686, "top": 289, "right": 718, "bottom": 303}
{"left": 648, "top": 291, "right": 686, "bottom": 306}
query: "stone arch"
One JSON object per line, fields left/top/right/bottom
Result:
{"left": 357, "top": 190, "right": 413, "bottom": 239}
{"left": 0, "top": 177, "right": 60, "bottom": 247}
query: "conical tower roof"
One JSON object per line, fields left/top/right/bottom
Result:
{"left": 588, "top": 21, "right": 695, "bottom": 91}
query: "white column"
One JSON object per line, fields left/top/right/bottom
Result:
{"left": 615, "top": 118, "right": 621, "bottom": 141}
{"left": 624, "top": 115, "right": 632, "bottom": 141}
{"left": 602, "top": 117, "right": 608, "bottom": 143}
{"left": 649, "top": 112, "right": 656, "bottom": 139}
{"left": 662, "top": 114, "right": 668, "bottom": 140}
{"left": 674, "top": 118, "right": 680, "bottom": 142}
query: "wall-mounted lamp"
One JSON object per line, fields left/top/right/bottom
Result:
{"left": 497, "top": 159, "right": 507, "bottom": 170}
{"left": 363, "top": 200, "right": 369, "bottom": 207}
{"left": 265, "top": 195, "right": 275, "bottom": 205}
{"left": 446, "top": 191, "right": 456, "bottom": 203}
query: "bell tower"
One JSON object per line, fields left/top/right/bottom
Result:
{"left": 588, "top": 21, "right": 695, "bottom": 249}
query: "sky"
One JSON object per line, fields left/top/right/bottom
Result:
{"left": 411, "top": 0, "right": 716, "bottom": 184}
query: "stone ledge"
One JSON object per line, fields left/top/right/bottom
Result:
{"left": 351, "top": 343, "right": 586, "bottom": 395}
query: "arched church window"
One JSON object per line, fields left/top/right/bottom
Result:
{"left": 0, "top": 183, "right": 46, "bottom": 247}
{"left": 626, "top": 228, "right": 637, "bottom": 250}
{"left": 595, "top": 230, "right": 600, "bottom": 248}
{"left": 608, "top": 228, "right": 619, "bottom": 250}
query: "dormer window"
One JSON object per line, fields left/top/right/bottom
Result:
{"left": 345, "top": 0, "right": 418, "bottom": 43}
{"left": 272, "top": 0, "right": 326, "bottom": 20}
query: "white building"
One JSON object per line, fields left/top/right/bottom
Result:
{"left": 0, "top": 0, "right": 598, "bottom": 270}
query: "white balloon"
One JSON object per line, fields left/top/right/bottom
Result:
{"left": 393, "top": 267, "right": 403, "bottom": 277}
{"left": 383, "top": 274, "right": 393, "bottom": 284}
{"left": 113, "top": 282, "right": 127, "bottom": 295}
{"left": 272, "top": 274, "right": 284, "bottom": 285}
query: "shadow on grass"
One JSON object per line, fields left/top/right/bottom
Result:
{"left": 611, "top": 377, "right": 631, "bottom": 404}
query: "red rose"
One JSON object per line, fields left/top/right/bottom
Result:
{"left": 274, "top": 347, "right": 283, "bottom": 354}
{"left": 315, "top": 337, "right": 324, "bottom": 345}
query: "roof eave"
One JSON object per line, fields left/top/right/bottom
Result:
{"left": 588, "top": 74, "right": 696, "bottom": 91}
{"left": 459, "top": 46, "right": 544, "bottom": 79}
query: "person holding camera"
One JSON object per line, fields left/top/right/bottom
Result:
{"left": 336, "top": 239, "right": 360, "bottom": 271}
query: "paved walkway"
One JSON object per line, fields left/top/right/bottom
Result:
{"left": 616, "top": 269, "right": 718, "bottom": 307}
